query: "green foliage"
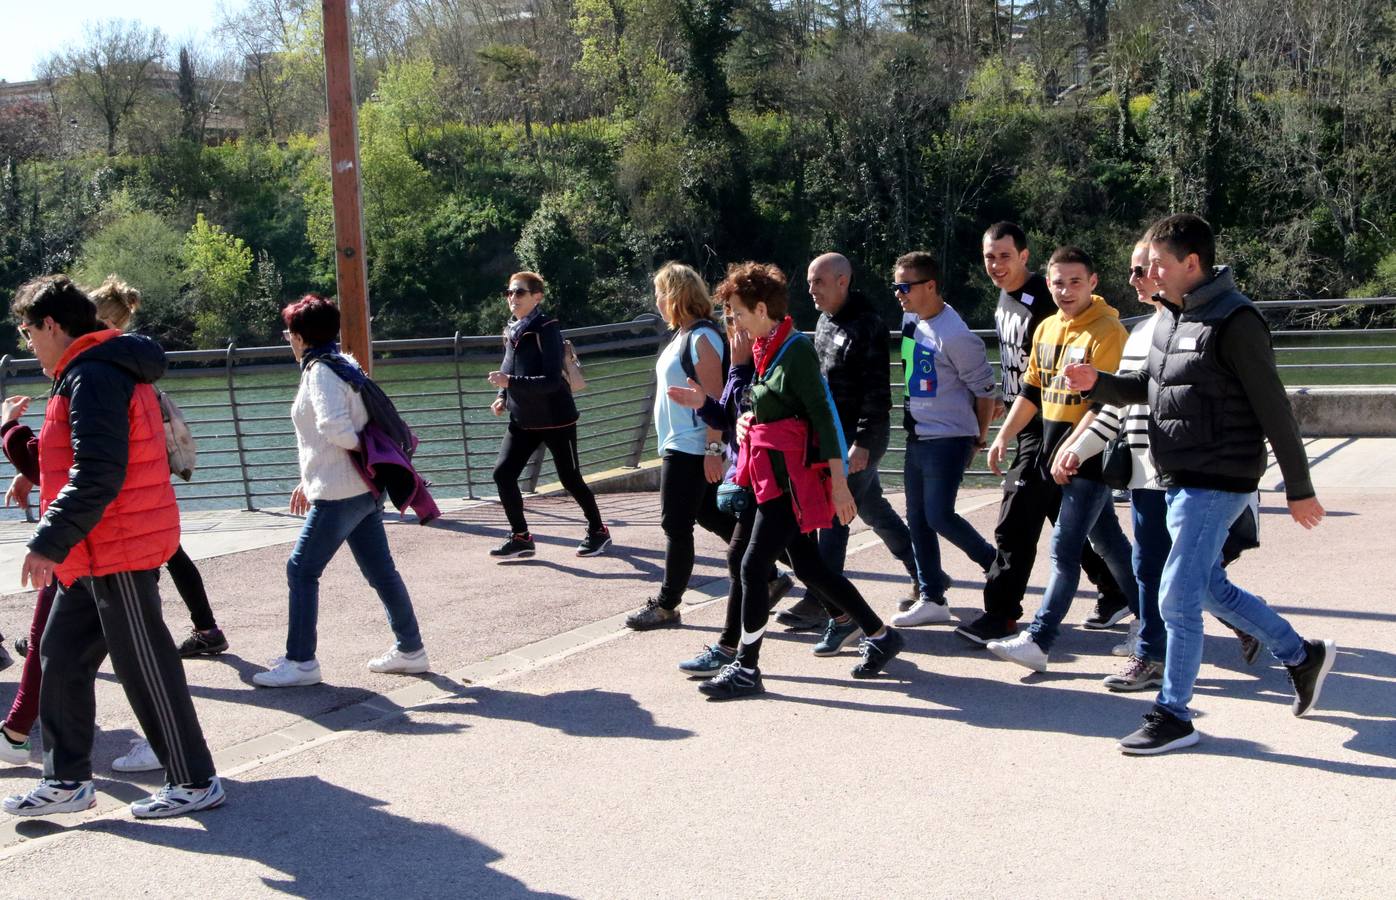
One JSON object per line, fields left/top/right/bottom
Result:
{"left": 182, "top": 213, "right": 265, "bottom": 346}
{"left": 3, "top": 0, "right": 1394, "bottom": 353}
{"left": 73, "top": 198, "right": 186, "bottom": 341}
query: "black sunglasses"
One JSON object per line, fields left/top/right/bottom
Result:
{"left": 891, "top": 278, "right": 934, "bottom": 295}
{"left": 504, "top": 287, "right": 536, "bottom": 298}
{"left": 1129, "top": 265, "right": 1146, "bottom": 281}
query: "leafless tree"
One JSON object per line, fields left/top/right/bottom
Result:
{"left": 46, "top": 19, "right": 168, "bottom": 155}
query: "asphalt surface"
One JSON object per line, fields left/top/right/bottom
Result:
{"left": 0, "top": 438, "right": 1391, "bottom": 897}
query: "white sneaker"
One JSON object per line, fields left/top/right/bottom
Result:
{"left": 112, "top": 738, "right": 162, "bottom": 773}
{"left": 1111, "top": 619, "right": 1143, "bottom": 657}
{"left": 987, "top": 632, "right": 1050, "bottom": 672}
{"left": 130, "top": 776, "right": 225, "bottom": 819}
{"left": 892, "top": 599, "right": 953, "bottom": 627}
{"left": 0, "top": 733, "right": 32, "bottom": 767}
{"left": 367, "top": 647, "right": 430, "bottom": 674}
{"left": 3, "top": 779, "right": 96, "bottom": 816}
{"left": 252, "top": 657, "right": 322, "bottom": 687}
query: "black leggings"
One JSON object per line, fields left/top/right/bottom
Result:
{"left": 165, "top": 544, "right": 217, "bottom": 632}
{"left": 493, "top": 422, "right": 603, "bottom": 534}
{"left": 721, "top": 494, "right": 885, "bottom": 670}
{"left": 657, "top": 452, "right": 735, "bottom": 609}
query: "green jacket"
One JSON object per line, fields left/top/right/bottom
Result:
{"left": 748, "top": 334, "right": 848, "bottom": 486}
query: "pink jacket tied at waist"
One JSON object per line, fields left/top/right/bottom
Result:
{"left": 734, "top": 418, "right": 835, "bottom": 533}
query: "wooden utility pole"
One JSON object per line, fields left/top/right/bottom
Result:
{"left": 321, "top": 0, "right": 372, "bottom": 372}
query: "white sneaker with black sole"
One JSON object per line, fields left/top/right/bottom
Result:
{"left": 3, "top": 779, "right": 96, "bottom": 816}
{"left": 131, "top": 776, "right": 226, "bottom": 819}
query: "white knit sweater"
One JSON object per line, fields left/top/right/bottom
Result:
{"left": 292, "top": 360, "right": 371, "bottom": 501}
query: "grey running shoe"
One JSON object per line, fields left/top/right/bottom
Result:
{"left": 1103, "top": 655, "right": 1164, "bottom": 693}
{"left": 625, "top": 598, "right": 681, "bottom": 631}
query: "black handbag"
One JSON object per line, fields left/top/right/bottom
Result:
{"left": 1100, "top": 433, "right": 1133, "bottom": 490}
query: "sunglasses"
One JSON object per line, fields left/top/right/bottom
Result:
{"left": 282, "top": 329, "right": 293, "bottom": 342}
{"left": 1129, "top": 265, "right": 1146, "bottom": 281}
{"left": 18, "top": 324, "right": 33, "bottom": 344}
{"left": 891, "top": 278, "right": 933, "bottom": 294}
{"left": 504, "top": 287, "right": 535, "bottom": 298}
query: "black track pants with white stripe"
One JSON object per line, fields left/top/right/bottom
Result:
{"left": 39, "top": 569, "right": 215, "bottom": 785}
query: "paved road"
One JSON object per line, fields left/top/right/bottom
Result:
{"left": 0, "top": 439, "right": 1391, "bottom": 897}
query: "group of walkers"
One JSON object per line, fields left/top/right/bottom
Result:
{"left": 0, "top": 210, "right": 1336, "bottom": 823}
{"left": 612, "top": 213, "right": 1334, "bottom": 756}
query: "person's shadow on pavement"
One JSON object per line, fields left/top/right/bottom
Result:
{"left": 414, "top": 686, "right": 694, "bottom": 741}
{"left": 47, "top": 776, "right": 574, "bottom": 898}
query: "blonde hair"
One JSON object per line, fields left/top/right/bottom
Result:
{"left": 653, "top": 262, "right": 713, "bottom": 329}
{"left": 88, "top": 275, "right": 142, "bottom": 331}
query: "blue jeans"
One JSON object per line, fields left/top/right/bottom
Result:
{"left": 286, "top": 492, "right": 423, "bottom": 662}
{"left": 818, "top": 451, "right": 917, "bottom": 580}
{"left": 903, "top": 436, "right": 995, "bottom": 601}
{"left": 1156, "top": 487, "right": 1306, "bottom": 721}
{"left": 1027, "top": 476, "right": 1137, "bottom": 651}
{"left": 1130, "top": 489, "right": 1170, "bottom": 662}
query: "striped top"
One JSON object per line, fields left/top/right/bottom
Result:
{"left": 1067, "top": 311, "right": 1163, "bottom": 490}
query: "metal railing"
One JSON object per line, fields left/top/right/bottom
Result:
{"left": 0, "top": 297, "right": 1390, "bottom": 511}
{"left": 875, "top": 296, "right": 1396, "bottom": 484}
{"left": 0, "top": 315, "right": 670, "bottom": 512}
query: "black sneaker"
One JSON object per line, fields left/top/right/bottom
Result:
{"left": 625, "top": 598, "right": 681, "bottom": 631}
{"left": 766, "top": 571, "right": 795, "bottom": 610}
{"left": 13, "top": 638, "right": 26, "bottom": 659}
{"left": 1286, "top": 639, "right": 1336, "bottom": 717}
{"left": 851, "top": 628, "right": 904, "bottom": 679}
{"left": 775, "top": 595, "right": 825, "bottom": 631}
{"left": 1229, "top": 625, "right": 1262, "bottom": 666}
{"left": 576, "top": 526, "right": 612, "bottom": 557}
{"left": 490, "top": 533, "right": 536, "bottom": 559}
{"left": 954, "top": 613, "right": 1018, "bottom": 647}
{"left": 1083, "top": 593, "right": 1131, "bottom": 630}
{"left": 698, "top": 663, "right": 764, "bottom": 700}
{"left": 1119, "top": 706, "right": 1199, "bottom": 755}
{"left": 177, "top": 628, "right": 229, "bottom": 658}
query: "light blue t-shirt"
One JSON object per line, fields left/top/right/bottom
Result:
{"left": 654, "top": 326, "right": 725, "bottom": 456}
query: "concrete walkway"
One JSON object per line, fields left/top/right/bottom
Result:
{"left": 0, "top": 442, "right": 1391, "bottom": 897}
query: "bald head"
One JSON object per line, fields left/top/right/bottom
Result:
{"left": 808, "top": 252, "right": 852, "bottom": 315}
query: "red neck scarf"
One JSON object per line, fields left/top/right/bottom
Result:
{"left": 752, "top": 316, "right": 795, "bottom": 376}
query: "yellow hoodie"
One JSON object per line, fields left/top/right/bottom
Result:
{"left": 1022, "top": 294, "right": 1128, "bottom": 463}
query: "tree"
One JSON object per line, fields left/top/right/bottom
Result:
{"left": 73, "top": 199, "right": 187, "bottom": 341}
{"left": 182, "top": 213, "right": 260, "bottom": 346}
{"left": 48, "top": 19, "right": 167, "bottom": 156}
{"left": 0, "top": 102, "right": 57, "bottom": 164}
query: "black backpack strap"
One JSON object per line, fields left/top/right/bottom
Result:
{"left": 678, "top": 320, "right": 729, "bottom": 383}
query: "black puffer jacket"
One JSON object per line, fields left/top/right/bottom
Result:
{"left": 498, "top": 310, "right": 578, "bottom": 430}
{"left": 813, "top": 289, "right": 892, "bottom": 457}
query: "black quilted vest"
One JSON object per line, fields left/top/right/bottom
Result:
{"left": 1146, "top": 269, "right": 1268, "bottom": 492}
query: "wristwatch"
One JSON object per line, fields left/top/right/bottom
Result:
{"left": 704, "top": 441, "right": 725, "bottom": 456}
